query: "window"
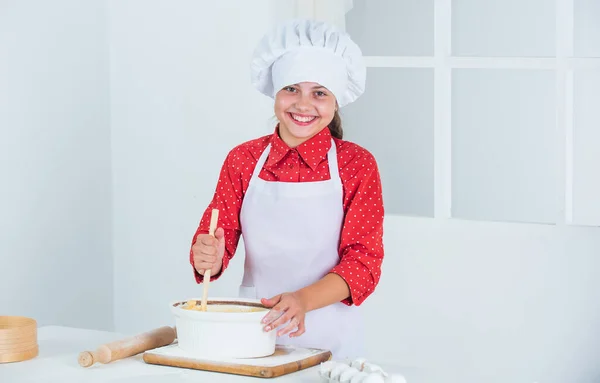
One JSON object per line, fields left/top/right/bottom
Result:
{"left": 308, "top": 0, "right": 600, "bottom": 226}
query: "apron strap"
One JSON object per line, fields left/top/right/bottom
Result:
{"left": 326, "top": 139, "right": 341, "bottom": 184}
{"left": 249, "top": 144, "right": 272, "bottom": 182}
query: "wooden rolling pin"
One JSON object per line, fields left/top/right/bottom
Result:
{"left": 78, "top": 326, "right": 176, "bottom": 367}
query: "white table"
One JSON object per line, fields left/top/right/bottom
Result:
{"left": 0, "top": 326, "right": 435, "bottom": 383}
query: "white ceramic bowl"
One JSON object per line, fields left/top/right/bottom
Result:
{"left": 170, "top": 297, "right": 276, "bottom": 359}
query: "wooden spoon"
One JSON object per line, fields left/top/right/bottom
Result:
{"left": 201, "top": 208, "right": 219, "bottom": 311}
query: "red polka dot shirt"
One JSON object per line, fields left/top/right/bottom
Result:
{"left": 190, "top": 127, "right": 385, "bottom": 306}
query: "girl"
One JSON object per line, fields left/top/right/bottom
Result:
{"left": 189, "top": 19, "right": 384, "bottom": 359}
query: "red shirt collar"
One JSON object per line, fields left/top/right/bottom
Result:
{"left": 266, "top": 126, "right": 333, "bottom": 171}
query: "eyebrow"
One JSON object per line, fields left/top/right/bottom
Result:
{"left": 293, "top": 84, "right": 327, "bottom": 90}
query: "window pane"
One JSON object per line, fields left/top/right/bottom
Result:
{"left": 342, "top": 68, "right": 434, "bottom": 217}
{"left": 574, "top": 0, "right": 600, "bottom": 57}
{"left": 451, "top": 69, "right": 557, "bottom": 224}
{"left": 345, "top": 0, "right": 434, "bottom": 56}
{"left": 572, "top": 70, "right": 600, "bottom": 226}
{"left": 452, "top": 0, "right": 555, "bottom": 57}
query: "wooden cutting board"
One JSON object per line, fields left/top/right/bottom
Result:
{"left": 143, "top": 343, "right": 331, "bottom": 378}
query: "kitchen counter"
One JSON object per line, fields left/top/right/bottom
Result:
{"left": 0, "top": 326, "right": 431, "bottom": 383}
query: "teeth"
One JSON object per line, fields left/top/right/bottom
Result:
{"left": 291, "top": 114, "right": 316, "bottom": 123}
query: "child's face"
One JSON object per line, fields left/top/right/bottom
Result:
{"left": 274, "top": 82, "right": 337, "bottom": 147}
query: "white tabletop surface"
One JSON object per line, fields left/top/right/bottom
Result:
{"left": 0, "top": 326, "right": 439, "bottom": 383}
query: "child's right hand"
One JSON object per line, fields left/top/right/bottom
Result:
{"left": 192, "top": 228, "right": 225, "bottom": 278}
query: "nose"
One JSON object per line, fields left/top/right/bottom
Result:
{"left": 294, "top": 93, "right": 311, "bottom": 111}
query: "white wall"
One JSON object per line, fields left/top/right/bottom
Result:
{"left": 109, "top": 0, "right": 296, "bottom": 333}
{"left": 0, "top": 0, "right": 113, "bottom": 330}
{"left": 364, "top": 217, "right": 600, "bottom": 383}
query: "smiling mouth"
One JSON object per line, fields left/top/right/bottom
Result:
{"left": 289, "top": 113, "right": 318, "bottom": 125}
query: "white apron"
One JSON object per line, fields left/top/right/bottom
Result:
{"left": 238, "top": 139, "right": 364, "bottom": 359}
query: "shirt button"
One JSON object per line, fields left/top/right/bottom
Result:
{"left": 289, "top": 163, "right": 294, "bottom": 168}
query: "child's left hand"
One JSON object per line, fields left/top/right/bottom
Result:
{"left": 260, "top": 292, "right": 306, "bottom": 338}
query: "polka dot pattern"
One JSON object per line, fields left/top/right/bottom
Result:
{"left": 190, "top": 127, "right": 385, "bottom": 306}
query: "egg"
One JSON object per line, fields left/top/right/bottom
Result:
{"left": 330, "top": 363, "right": 352, "bottom": 381}
{"left": 339, "top": 366, "right": 361, "bottom": 383}
{"left": 319, "top": 360, "right": 336, "bottom": 378}
{"left": 351, "top": 357, "right": 367, "bottom": 371}
{"left": 349, "top": 371, "right": 370, "bottom": 383}
{"left": 384, "top": 374, "right": 408, "bottom": 383}
{"left": 362, "top": 362, "right": 385, "bottom": 374}
{"left": 362, "top": 372, "right": 386, "bottom": 383}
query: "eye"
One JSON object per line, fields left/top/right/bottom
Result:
{"left": 283, "top": 86, "right": 297, "bottom": 93}
{"left": 314, "top": 90, "right": 328, "bottom": 97}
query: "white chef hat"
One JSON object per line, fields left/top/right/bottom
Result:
{"left": 250, "top": 19, "right": 366, "bottom": 108}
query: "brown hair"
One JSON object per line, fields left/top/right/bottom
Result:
{"left": 328, "top": 110, "right": 343, "bottom": 139}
